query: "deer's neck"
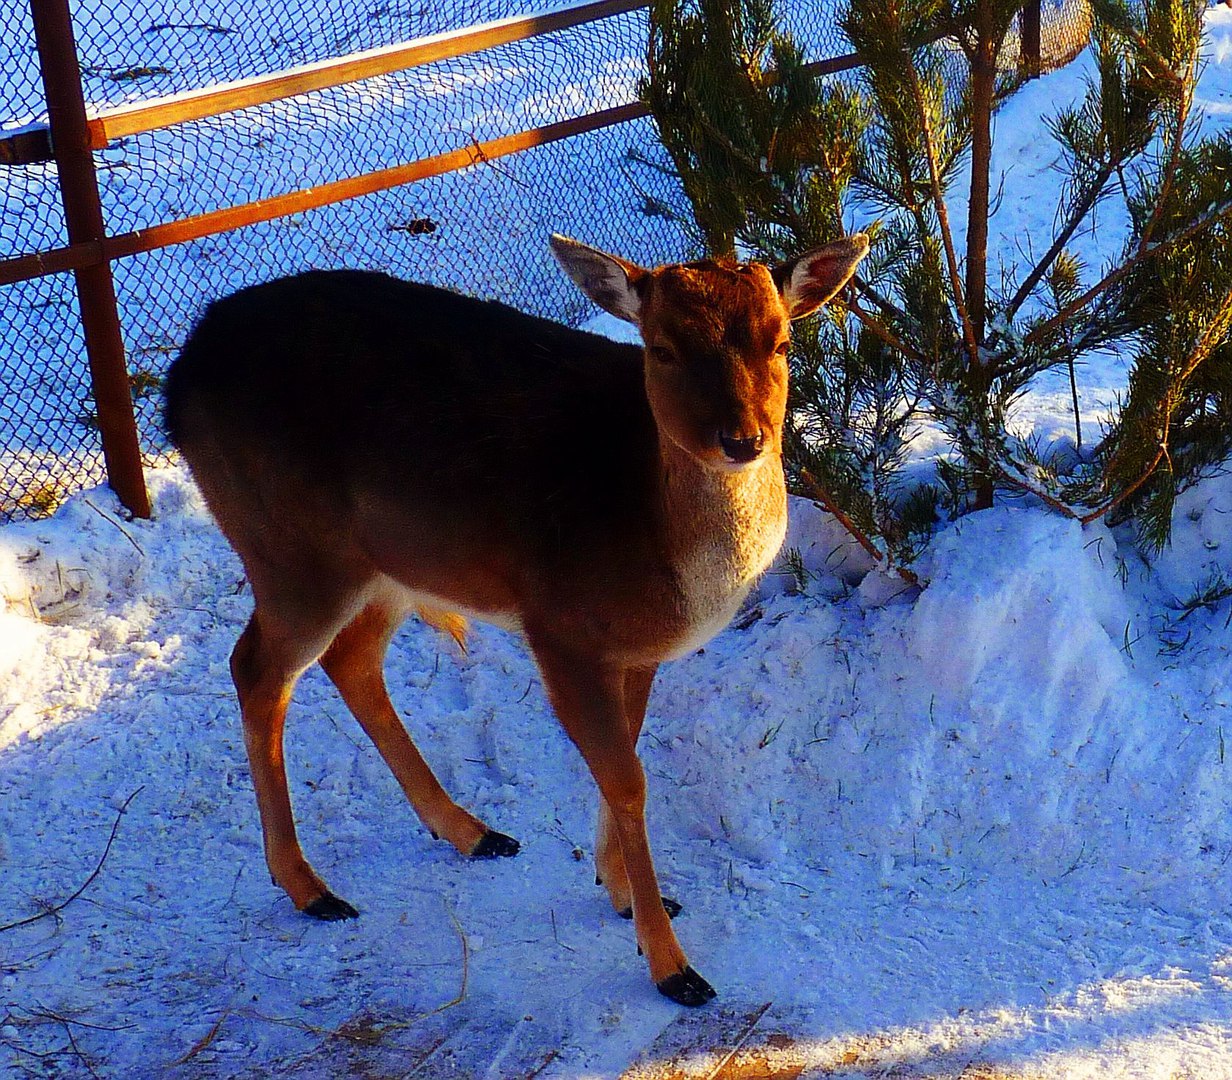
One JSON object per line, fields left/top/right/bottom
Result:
{"left": 658, "top": 441, "right": 788, "bottom": 659}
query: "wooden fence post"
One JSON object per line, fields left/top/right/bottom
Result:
{"left": 1021, "top": 0, "right": 1042, "bottom": 80}
{"left": 30, "top": 0, "right": 151, "bottom": 518}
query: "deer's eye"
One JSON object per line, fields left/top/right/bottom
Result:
{"left": 650, "top": 345, "right": 680, "bottom": 365}
{"left": 774, "top": 340, "right": 790, "bottom": 356}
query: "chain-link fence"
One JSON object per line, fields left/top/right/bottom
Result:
{"left": 0, "top": 0, "right": 1091, "bottom": 522}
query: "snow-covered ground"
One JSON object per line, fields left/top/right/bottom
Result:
{"left": 3, "top": 4, "right": 1232, "bottom": 1078}
{"left": 5, "top": 461, "right": 1232, "bottom": 1078}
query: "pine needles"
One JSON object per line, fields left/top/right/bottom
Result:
{"left": 644, "top": 0, "right": 1232, "bottom": 558}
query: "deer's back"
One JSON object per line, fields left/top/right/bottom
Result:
{"left": 166, "top": 271, "right": 676, "bottom": 646}
{"left": 168, "top": 271, "right": 656, "bottom": 499}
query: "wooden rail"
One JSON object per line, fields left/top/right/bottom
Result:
{"left": 87, "top": 0, "right": 649, "bottom": 145}
{"left": 0, "top": 0, "right": 661, "bottom": 293}
{"left": 0, "top": 101, "right": 648, "bottom": 288}
{"left": 1, "top": 0, "right": 649, "bottom": 164}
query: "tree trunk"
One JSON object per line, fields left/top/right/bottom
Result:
{"left": 967, "top": 25, "right": 998, "bottom": 511}
{"left": 966, "top": 44, "right": 995, "bottom": 346}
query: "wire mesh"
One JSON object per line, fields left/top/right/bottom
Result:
{"left": 0, "top": 0, "right": 1093, "bottom": 521}
{"left": 1024, "top": 0, "right": 1095, "bottom": 73}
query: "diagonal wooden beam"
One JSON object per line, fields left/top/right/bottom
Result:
{"left": 0, "top": 101, "right": 649, "bottom": 286}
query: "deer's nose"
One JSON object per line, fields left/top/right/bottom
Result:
{"left": 718, "top": 430, "right": 765, "bottom": 464}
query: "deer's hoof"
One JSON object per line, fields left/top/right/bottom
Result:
{"left": 304, "top": 891, "right": 359, "bottom": 921}
{"left": 472, "top": 830, "right": 520, "bottom": 858}
{"left": 657, "top": 966, "right": 716, "bottom": 1007}
{"left": 619, "top": 896, "right": 682, "bottom": 920}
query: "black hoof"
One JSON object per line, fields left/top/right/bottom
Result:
{"left": 657, "top": 966, "right": 716, "bottom": 1006}
{"left": 304, "top": 891, "right": 359, "bottom": 921}
{"left": 471, "top": 830, "right": 520, "bottom": 859}
{"left": 619, "top": 896, "right": 682, "bottom": 920}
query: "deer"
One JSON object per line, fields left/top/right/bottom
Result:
{"left": 163, "top": 231, "right": 869, "bottom": 1005}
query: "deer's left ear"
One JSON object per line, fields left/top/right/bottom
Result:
{"left": 772, "top": 234, "right": 870, "bottom": 320}
{"left": 550, "top": 234, "right": 648, "bottom": 325}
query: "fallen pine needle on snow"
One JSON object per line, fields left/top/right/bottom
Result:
{"left": 169, "top": 996, "right": 238, "bottom": 1067}
{"left": 81, "top": 497, "right": 144, "bottom": 557}
{"left": 0, "top": 787, "right": 144, "bottom": 935}
{"left": 245, "top": 898, "right": 472, "bottom": 1062}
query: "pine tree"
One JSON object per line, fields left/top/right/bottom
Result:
{"left": 644, "top": 0, "right": 1232, "bottom": 558}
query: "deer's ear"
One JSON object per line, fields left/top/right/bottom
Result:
{"left": 772, "top": 234, "right": 870, "bottom": 320}
{"left": 550, "top": 234, "right": 648, "bottom": 325}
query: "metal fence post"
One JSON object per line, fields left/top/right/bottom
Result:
{"left": 30, "top": 0, "right": 151, "bottom": 518}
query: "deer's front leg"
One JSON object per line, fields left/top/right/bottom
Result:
{"left": 595, "top": 666, "right": 682, "bottom": 920}
{"left": 532, "top": 642, "right": 715, "bottom": 1006}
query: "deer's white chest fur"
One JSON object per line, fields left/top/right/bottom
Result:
{"left": 664, "top": 459, "right": 788, "bottom": 661}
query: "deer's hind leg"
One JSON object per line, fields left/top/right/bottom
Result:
{"left": 231, "top": 596, "right": 363, "bottom": 921}
{"left": 319, "top": 599, "right": 519, "bottom": 860}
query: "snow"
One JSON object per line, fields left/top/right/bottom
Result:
{"left": 6, "top": 465, "right": 1232, "bottom": 1077}
{"left": 3, "top": 4, "right": 1232, "bottom": 1078}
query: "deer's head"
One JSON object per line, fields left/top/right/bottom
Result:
{"left": 551, "top": 234, "right": 870, "bottom": 472}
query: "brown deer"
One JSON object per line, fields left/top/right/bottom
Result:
{"left": 164, "top": 232, "right": 869, "bottom": 1005}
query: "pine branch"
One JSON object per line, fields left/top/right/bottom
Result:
{"left": 1023, "top": 198, "right": 1232, "bottom": 348}
{"left": 845, "top": 294, "right": 928, "bottom": 363}
{"left": 903, "top": 47, "right": 980, "bottom": 370}
{"left": 1177, "top": 286, "right": 1232, "bottom": 387}
{"left": 800, "top": 468, "right": 919, "bottom": 585}
{"left": 1078, "top": 446, "right": 1166, "bottom": 525}
{"left": 994, "top": 459, "right": 1082, "bottom": 519}
{"left": 1004, "top": 161, "right": 1116, "bottom": 321}
{"left": 1080, "top": 284, "right": 1232, "bottom": 525}
{"left": 1136, "top": 55, "right": 1196, "bottom": 258}
{"left": 851, "top": 273, "right": 915, "bottom": 326}
{"left": 1010, "top": 2, "right": 1201, "bottom": 323}
{"left": 847, "top": 272, "right": 906, "bottom": 317}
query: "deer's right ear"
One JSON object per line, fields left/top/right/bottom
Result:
{"left": 550, "top": 235, "right": 647, "bottom": 325}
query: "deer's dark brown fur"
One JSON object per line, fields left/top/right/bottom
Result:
{"left": 164, "top": 233, "right": 868, "bottom": 1005}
